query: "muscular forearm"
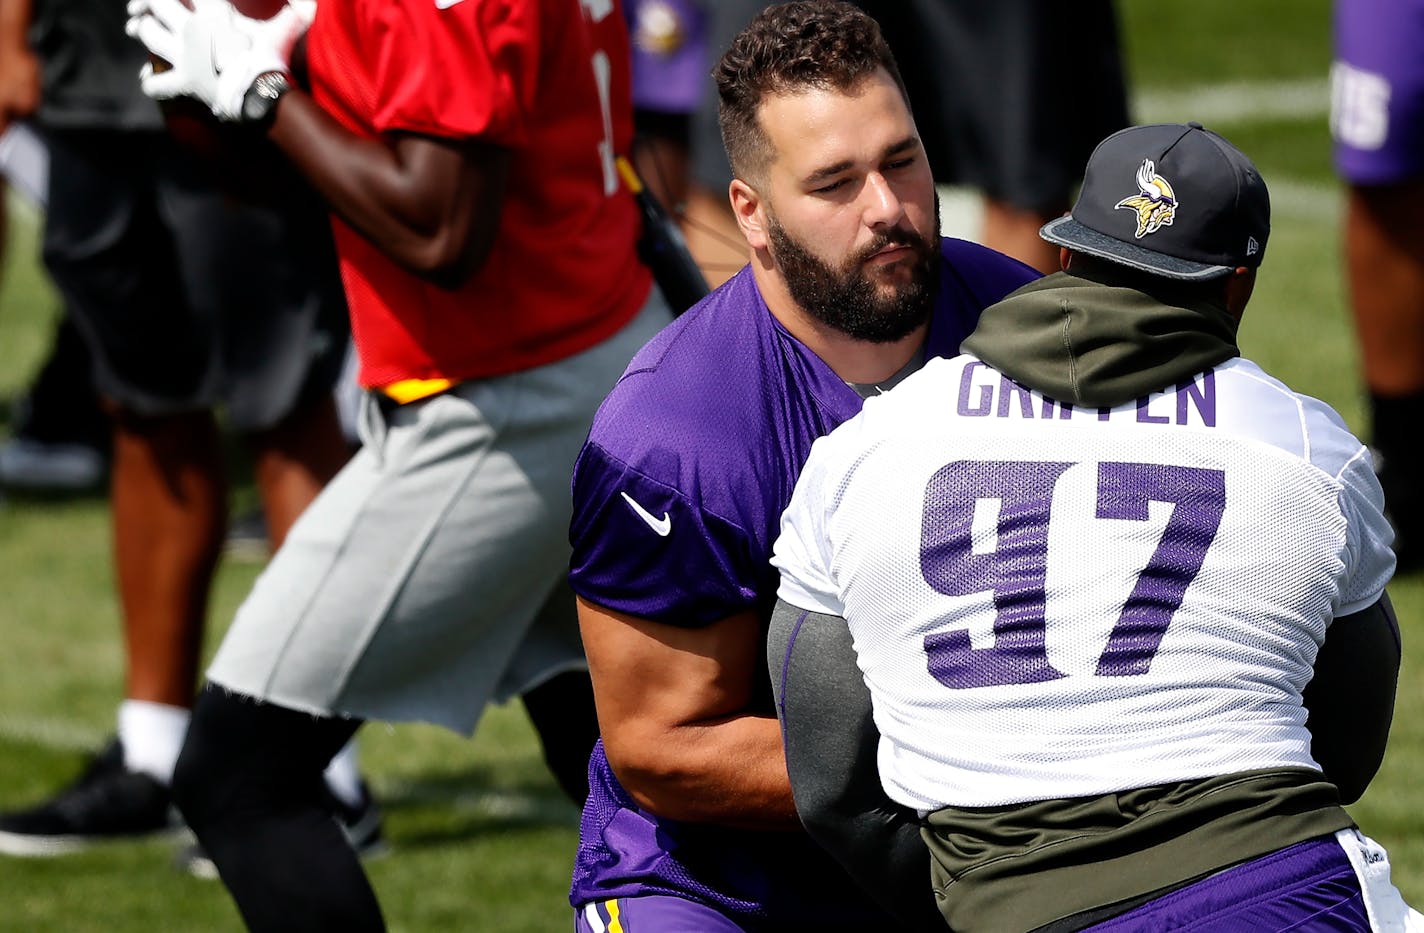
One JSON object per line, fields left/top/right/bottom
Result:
{"left": 608, "top": 710, "right": 801, "bottom": 829}
{"left": 582, "top": 600, "right": 803, "bottom": 830}
{"left": 265, "top": 90, "right": 504, "bottom": 286}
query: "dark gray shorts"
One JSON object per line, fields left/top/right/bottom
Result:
{"left": 40, "top": 128, "right": 348, "bottom": 432}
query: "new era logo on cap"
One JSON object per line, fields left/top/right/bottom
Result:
{"left": 1041, "top": 122, "right": 1270, "bottom": 281}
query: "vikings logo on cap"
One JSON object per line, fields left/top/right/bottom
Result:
{"left": 1115, "top": 159, "right": 1177, "bottom": 239}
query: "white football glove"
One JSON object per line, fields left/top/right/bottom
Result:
{"left": 125, "top": 0, "right": 307, "bottom": 122}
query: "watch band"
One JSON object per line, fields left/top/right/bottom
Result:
{"left": 241, "top": 71, "right": 293, "bottom": 126}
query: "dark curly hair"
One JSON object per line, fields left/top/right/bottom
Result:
{"left": 715, "top": 1, "right": 907, "bottom": 186}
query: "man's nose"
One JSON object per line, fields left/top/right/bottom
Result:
{"left": 861, "top": 172, "right": 905, "bottom": 229}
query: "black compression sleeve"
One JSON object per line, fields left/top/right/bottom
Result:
{"left": 1303, "top": 593, "right": 1401, "bottom": 803}
{"left": 768, "top": 599, "right": 945, "bottom": 931}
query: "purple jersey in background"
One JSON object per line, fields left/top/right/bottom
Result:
{"left": 567, "top": 238, "right": 1038, "bottom": 929}
{"left": 1330, "top": 0, "right": 1424, "bottom": 184}
{"left": 625, "top": 0, "right": 708, "bottom": 116}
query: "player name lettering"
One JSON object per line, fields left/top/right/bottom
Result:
{"left": 956, "top": 361, "right": 1217, "bottom": 427}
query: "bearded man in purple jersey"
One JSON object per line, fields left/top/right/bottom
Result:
{"left": 564, "top": 3, "right": 1039, "bottom": 931}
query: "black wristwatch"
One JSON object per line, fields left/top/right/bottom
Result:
{"left": 241, "top": 71, "right": 293, "bottom": 126}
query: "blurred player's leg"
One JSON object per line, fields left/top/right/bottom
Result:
{"left": 249, "top": 393, "right": 350, "bottom": 550}
{"left": 1343, "top": 183, "right": 1424, "bottom": 564}
{"left": 111, "top": 408, "right": 226, "bottom": 711}
{"left": 1331, "top": 0, "right": 1424, "bottom": 565}
{"left": 980, "top": 199, "right": 1066, "bottom": 275}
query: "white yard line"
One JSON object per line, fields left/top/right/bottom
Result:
{"left": 1134, "top": 77, "right": 1330, "bottom": 126}
{"left": 0, "top": 713, "right": 109, "bottom": 752}
{"left": 1271, "top": 178, "right": 1342, "bottom": 222}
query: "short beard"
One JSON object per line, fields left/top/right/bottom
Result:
{"left": 768, "top": 197, "right": 940, "bottom": 344}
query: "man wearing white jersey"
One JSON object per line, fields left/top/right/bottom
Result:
{"left": 770, "top": 122, "right": 1419, "bottom": 932}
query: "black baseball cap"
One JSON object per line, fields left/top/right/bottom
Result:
{"left": 1040, "top": 122, "right": 1270, "bottom": 281}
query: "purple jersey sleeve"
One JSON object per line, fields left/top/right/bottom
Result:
{"left": 625, "top": 0, "right": 709, "bottom": 115}
{"left": 570, "top": 438, "right": 761, "bottom": 623}
{"left": 1331, "top": 0, "right": 1424, "bottom": 184}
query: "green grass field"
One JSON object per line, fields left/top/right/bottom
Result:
{"left": 1, "top": 0, "right": 1420, "bottom": 928}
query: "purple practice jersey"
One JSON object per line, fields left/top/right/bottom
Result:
{"left": 566, "top": 238, "right": 1038, "bottom": 928}
{"left": 625, "top": 0, "right": 708, "bottom": 116}
{"left": 1330, "top": 0, "right": 1424, "bottom": 184}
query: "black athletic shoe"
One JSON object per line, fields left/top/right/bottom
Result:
{"left": 0, "top": 740, "right": 181, "bottom": 856}
{"left": 176, "top": 781, "right": 387, "bottom": 880}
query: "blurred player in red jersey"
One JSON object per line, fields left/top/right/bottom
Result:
{"left": 126, "top": 0, "right": 670, "bottom": 928}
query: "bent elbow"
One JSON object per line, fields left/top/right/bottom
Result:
{"left": 404, "top": 239, "right": 482, "bottom": 289}
{"left": 1327, "top": 761, "right": 1380, "bottom": 806}
{"left": 601, "top": 735, "right": 694, "bottom": 817}
{"left": 791, "top": 782, "right": 854, "bottom": 842}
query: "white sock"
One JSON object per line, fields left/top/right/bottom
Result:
{"left": 324, "top": 739, "right": 364, "bottom": 809}
{"left": 117, "top": 700, "right": 191, "bottom": 786}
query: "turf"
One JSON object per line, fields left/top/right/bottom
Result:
{"left": 1, "top": 0, "right": 1420, "bottom": 927}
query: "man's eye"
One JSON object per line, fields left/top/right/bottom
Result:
{"left": 886, "top": 158, "right": 915, "bottom": 172}
{"left": 814, "top": 179, "right": 848, "bottom": 193}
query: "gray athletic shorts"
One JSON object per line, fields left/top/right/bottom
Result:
{"left": 206, "top": 290, "right": 671, "bottom": 733}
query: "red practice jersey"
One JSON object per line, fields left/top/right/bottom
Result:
{"left": 306, "top": 0, "right": 652, "bottom": 387}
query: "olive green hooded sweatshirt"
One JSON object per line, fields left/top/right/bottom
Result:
{"left": 963, "top": 266, "right": 1240, "bottom": 409}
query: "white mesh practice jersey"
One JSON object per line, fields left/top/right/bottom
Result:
{"left": 772, "top": 355, "right": 1395, "bottom": 811}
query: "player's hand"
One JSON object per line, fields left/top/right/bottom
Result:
{"left": 125, "top": 0, "right": 307, "bottom": 122}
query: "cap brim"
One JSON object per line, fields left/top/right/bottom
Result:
{"left": 1039, "top": 216, "right": 1234, "bottom": 281}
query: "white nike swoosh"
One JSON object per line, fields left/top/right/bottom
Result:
{"left": 434, "top": 0, "right": 465, "bottom": 9}
{"left": 620, "top": 492, "right": 671, "bottom": 537}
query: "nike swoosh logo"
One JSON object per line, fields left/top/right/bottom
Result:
{"left": 620, "top": 492, "right": 671, "bottom": 536}
{"left": 434, "top": 0, "right": 465, "bottom": 8}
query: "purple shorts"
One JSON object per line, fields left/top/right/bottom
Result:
{"left": 1331, "top": 0, "right": 1424, "bottom": 183}
{"left": 625, "top": 0, "right": 708, "bottom": 115}
{"left": 1085, "top": 836, "right": 1367, "bottom": 932}
{"left": 575, "top": 895, "right": 750, "bottom": 933}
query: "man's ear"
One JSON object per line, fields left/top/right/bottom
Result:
{"left": 1223, "top": 266, "right": 1257, "bottom": 323}
{"left": 729, "top": 178, "right": 769, "bottom": 251}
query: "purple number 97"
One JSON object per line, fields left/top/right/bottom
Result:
{"left": 920, "top": 460, "right": 1225, "bottom": 689}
